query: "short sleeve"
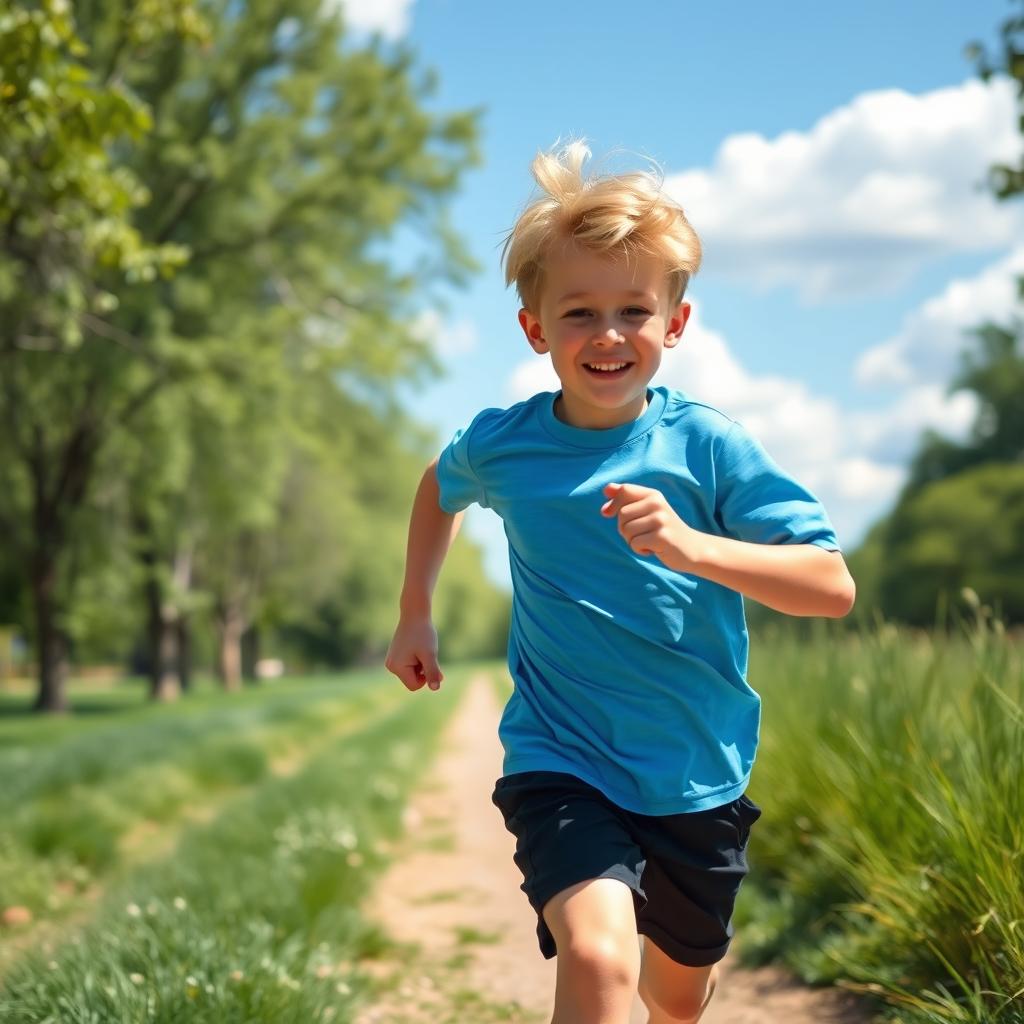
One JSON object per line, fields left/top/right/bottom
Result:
{"left": 714, "top": 422, "right": 840, "bottom": 550}
{"left": 435, "top": 412, "right": 490, "bottom": 513}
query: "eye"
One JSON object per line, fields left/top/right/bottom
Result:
{"left": 563, "top": 308, "right": 591, "bottom": 319}
{"left": 623, "top": 307, "right": 652, "bottom": 317}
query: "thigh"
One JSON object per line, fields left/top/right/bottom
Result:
{"left": 639, "top": 936, "right": 717, "bottom": 1021}
{"left": 542, "top": 876, "right": 638, "bottom": 952}
{"left": 492, "top": 771, "right": 647, "bottom": 959}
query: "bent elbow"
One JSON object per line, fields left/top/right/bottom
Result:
{"left": 826, "top": 574, "right": 856, "bottom": 618}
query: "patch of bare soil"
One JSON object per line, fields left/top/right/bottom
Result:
{"left": 361, "top": 675, "right": 876, "bottom": 1024}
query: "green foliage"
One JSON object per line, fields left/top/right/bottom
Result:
{"left": 906, "top": 324, "right": 1024, "bottom": 496}
{"left": 968, "top": 0, "right": 1024, "bottom": 200}
{"left": 738, "top": 618, "right": 1024, "bottom": 1023}
{"left": 852, "top": 4, "right": 1024, "bottom": 628}
{"left": 878, "top": 464, "right": 1024, "bottom": 624}
{"left": 0, "top": 0, "right": 499, "bottom": 703}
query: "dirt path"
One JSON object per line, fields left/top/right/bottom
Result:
{"left": 360, "top": 675, "right": 874, "bottom": 1024}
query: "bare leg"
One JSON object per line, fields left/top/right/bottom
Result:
{"left": 637, "top": 937, "right": 719, "bottom": 1024}
{"left": 542, "top": 877, "right": 641, "bottom": 1024}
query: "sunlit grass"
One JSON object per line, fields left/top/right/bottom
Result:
{"left": 739, "top": 604, "right": 1023, "bottom": 1023}
{"left": 0, "top": 668, "right": 471, "bottom": 1021}
{"left": 0, "top": 672, "right": 402, "bottom": 914}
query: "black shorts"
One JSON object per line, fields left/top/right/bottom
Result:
{"left": 491, "top": 770, "right": 762, "bottom": 968}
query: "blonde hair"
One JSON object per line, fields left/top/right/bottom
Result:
{"left": 502, "top": 141, "right": 702, "bottom": 310}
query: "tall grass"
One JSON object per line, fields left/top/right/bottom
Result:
{"left": 740, "top": 606, "right": 1024, "bottom": 1023}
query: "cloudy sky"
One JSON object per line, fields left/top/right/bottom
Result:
{"left": 340, "top": 0, "right": 1020, "bottom": 586}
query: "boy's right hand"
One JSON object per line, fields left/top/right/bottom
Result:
{"left": 384, "top": 617, "right": 444, "bottom": 692}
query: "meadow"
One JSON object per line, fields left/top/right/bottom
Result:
{"left": 0, "top": 668, "right": 463, "bottom": 1022}
{"left": 740, "top": 605, "right": 1024, "bottom": 1024}
{"left": 0, "top": 618, "right": 1021, "bottom": 1023}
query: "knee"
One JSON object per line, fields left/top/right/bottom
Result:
{"left": 560, "top": 930, "right": 639, "bottom": 992}
{"left": 647, "top": 989, "right": 706, "bottom": 1023}
{"left": 641, "top": 966, "right": 716, "bottom": 1023}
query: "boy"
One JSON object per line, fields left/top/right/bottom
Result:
{"left": 385, "top": 141, "right": 855, "bottom": 1024}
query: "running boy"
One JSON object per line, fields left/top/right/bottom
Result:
{"left": 385, "top": 142, "right": 855, "bottom": 1024}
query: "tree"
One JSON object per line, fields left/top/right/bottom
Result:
{"left": 81, "top": 0, "right": 481, "bottom": 693}
{"left": 0, "top": 0, "right": 480, "bottom": 708}
{"left": 0, "top": 1, "right": 199, "bottom": 710}
{"left": 968, "top": 0, "right": 1024, "bottom": 200}
{"left": 879, "top": 464, "right": 1024, "bottom": 624}
{"left": 853, "top": 3, "right": 1024, "bottom": 625}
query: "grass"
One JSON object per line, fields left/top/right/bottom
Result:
{"left": 0, "top": 671, "right": 402, "bottom": 924}
{"left": 0, "top": 667, "right": 474, "bottom": 1022}
{"left": 737, "top": 608, "right": 1024, "bottom": 1023}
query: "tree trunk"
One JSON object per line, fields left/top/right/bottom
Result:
{"left": 145, "top": 579, "right": 181, "bottom": 702}
{"left": 30, "top": 555, "right": 69, "bottom": 713}
{"left": 177, "top": 616, "right": 193, "bottom": 692}
{"left": 242, "top": 624, "right": 260, "bottom": 684}
{"left": 26, "top": 414, "right": 101, "bottom": 713}
{"left": 216, "top": 603, "right": 245, "bottom": 691}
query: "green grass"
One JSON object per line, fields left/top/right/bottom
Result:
{"left": 0, "top": 672, "right": 403, "bottom": 921}
{"left": 737, "top": 611, "right": 1024, "bottom": 1023}
{"left": 0, "top": 667, "right": 473, "bottom": 1022}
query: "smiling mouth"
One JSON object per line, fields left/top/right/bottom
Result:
{"left": 584, "top": 361, "right": 633, "bottom": 377}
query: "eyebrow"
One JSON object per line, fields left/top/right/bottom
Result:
{"left": 556, "top": 290, "right": 658, "bottom": 303}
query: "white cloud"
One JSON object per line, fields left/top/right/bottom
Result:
{"left": 503, "top": 301, "right": 979, "bottom": 546}
{"left": 507, "top": 354, "right": 558, "bottom": 403}
{"left": 665, "top": 77, "right": 1020, "bottom": 301}
{"left": 411, "top": 309, "right": 478, "bottom": 359}
{"left": 856, "top": 246, "right": 1024, "bottom": 387}
{"left": 321, "top": 0, "right": 413, "bottom": 38}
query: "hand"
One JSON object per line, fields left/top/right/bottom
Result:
{"left": 600, "top": 482, "right": 705, "bottom": 573}
{"left": 384, "top": 617, "right": 444, "bottom": 692}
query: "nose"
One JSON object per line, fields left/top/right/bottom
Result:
{"left": 593, "top": 321, "right": 625, "bottom": 346}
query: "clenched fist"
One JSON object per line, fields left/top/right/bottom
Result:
{"left": 600, "top": 482, "right": 707, "bottom": 573}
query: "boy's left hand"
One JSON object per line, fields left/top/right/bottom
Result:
{"left": 600, "top": 482, "right": 705, "bottom": 573}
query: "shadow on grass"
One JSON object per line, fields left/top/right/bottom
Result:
{"left": 0, "top": 687, "right": 147, "bottom": 719}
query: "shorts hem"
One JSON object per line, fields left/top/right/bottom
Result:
{"left": 531, "top": 864, "right": 647, "bottom": 961}
{"left": 639, "top": 920, "right": 730, "bottom": 968}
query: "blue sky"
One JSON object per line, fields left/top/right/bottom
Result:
{"left": 341, "top": 0, "right": 1021, "bottom": 585}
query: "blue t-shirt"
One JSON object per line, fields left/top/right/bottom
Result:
{"left": 436, "top": 386, "right": 839, "bottom": 814}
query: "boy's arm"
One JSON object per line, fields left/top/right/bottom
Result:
{"left": 384, "top": 458, "right": 464, "bottom": 691}
{"left": 601, "top": 483, "right": 855, "bottom": 617}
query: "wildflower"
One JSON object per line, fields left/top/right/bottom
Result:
{"left": 230, "top": 970, "right": 244, "bottom": 982}
{"left": 346, "top": 851, "right": 364, "bottom": 868}
{"left": 130, "top": 973, "right": 145, "bottom": 985}
{"left": 173, "top": 896, "right": 187, "bottom": 911}
{"left": 336, "top": 981, "right": 352, "bottom": 996}
{"left": 315, "top": 964, "right": 334, "bottom": 978}
{"left": 126, "top": 903, "right": 142, "bottom": 918}
{"left": 185, "top": 976, "right": 200, "bottom": 999}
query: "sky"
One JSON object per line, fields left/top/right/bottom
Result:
{"left": 339, "top": 0, "right": 1021, "bottom": 586}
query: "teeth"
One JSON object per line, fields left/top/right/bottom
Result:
{"left": 587, "top": 362, "right": 628, "bottom": 372}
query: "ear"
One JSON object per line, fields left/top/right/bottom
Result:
{"left": 518, "top": 308, "right": 549, "bottom": 354}
{"left": 663, "top": 301, "right": 691, "bottom": 349}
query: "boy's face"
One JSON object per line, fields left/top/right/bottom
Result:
{"left": 518, "top": 241, "right": 690, "bottom": 430}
